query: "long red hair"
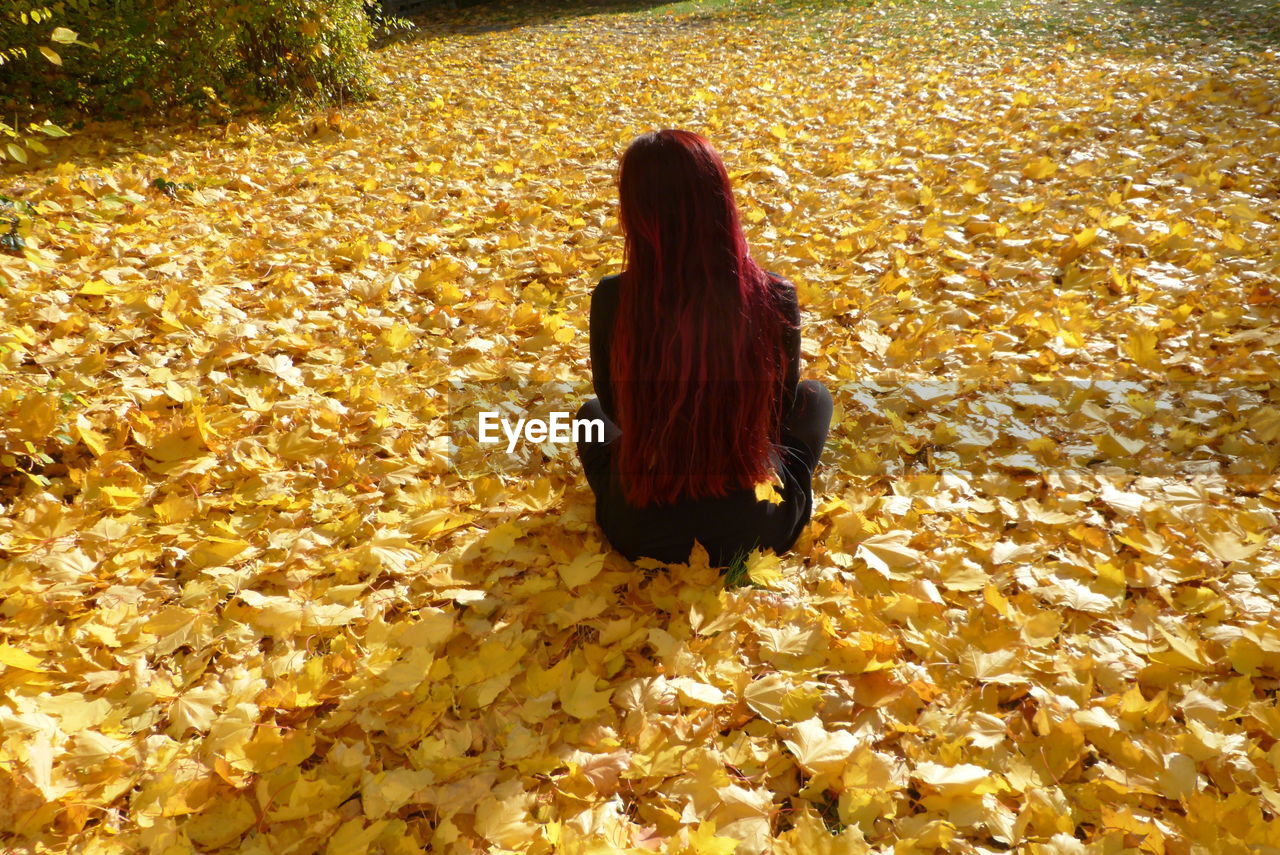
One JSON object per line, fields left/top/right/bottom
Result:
{"left": 611, "top": 129, "right": 788, "bottom": 507}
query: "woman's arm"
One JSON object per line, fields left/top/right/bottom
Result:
{"left": 769, "top": 272, "right": 802, "bottom": 416}
{"left": 589, "top": 275, "right": 621, "bottom": 423}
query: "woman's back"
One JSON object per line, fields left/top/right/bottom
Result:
{"left": 580, "top": 269, "right": 818, "bottom": 566}
{"left": 574, "top": 128, "right": 832, "bottom": 567}
{"left": 587, "top": 270, "right": 802, "bottom": 446}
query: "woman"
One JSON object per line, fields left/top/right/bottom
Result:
{"left": 576, "top": 129, "right": 833, "bottom": 568}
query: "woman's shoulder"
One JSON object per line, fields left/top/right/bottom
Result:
{"left": 764, "top": 270, "right": 795, "bottom": 291}
{"left": 763, "top": 270, "right": 799, "bottom": 318}
{"left": 594, "top": 273, "right": 623, "bottom": 298}
{"left": 590, "top": 273, "right": 623, "bottom": 322}
{"left": 594, "top": 272, "right": 621, "bottom": 293}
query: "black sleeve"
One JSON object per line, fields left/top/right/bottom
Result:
{"left": 770, "top": 273, "right": 802, "bottom": 416}
{"left": 589, "top": 275, "right": 620, "bottom": 423}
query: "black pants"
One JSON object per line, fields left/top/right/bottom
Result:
{"left": 576, "top": 380, "right": 833, "bottom": 567}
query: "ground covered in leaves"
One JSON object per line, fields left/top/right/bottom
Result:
{"left": 2, "top": 0, "right": 1279, "bottom": 851}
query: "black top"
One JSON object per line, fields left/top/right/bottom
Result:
{"left": 579, "top": 271, "right": 814, "bottom": 566}
{"left": 589, "top": 270, "right": 802, "bottom": 425}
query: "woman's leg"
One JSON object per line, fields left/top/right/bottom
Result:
{"left": 575, "top": 398, "right": 619, "bottom": 495}
{"left": 782, "top": 380, "right": 833, "bottom": 465}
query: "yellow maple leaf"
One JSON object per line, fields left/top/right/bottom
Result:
{"left": 746, "top": 550, "right": 784, "bottom": 586}
{"left": 1122, "top": 328, "right": 1162, "bottom": 369}
{"left": 680, "top": 821, "right": 740, "bottom": 855}
{"left": 1022, "top": 155, "right": 1059, "bottom": 179}
{"left": 559, "top": 550, "right": 605, "bottom": 588}
{"left": 0, "top": 643, "right": 46, "bottom": 672}
{"left": 776, "top": 805, "right": 868, "bottom": 854}
{"left": 559, "top": 669, "right": 612, "bottom": 720}
{"left": 784, "top": 718, "right": 861, "bottom": 778}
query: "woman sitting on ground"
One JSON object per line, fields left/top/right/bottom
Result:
{"left": 576, "top": 128, "right": 833, "bottom": 568}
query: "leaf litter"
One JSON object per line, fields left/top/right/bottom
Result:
{"left": 0, "top": 0, "right": 1278, "bottom": 852}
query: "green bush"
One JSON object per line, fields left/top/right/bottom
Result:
{"left": 0, "top": 0, "right": 374, "bottom": 153}
{"left": 0, "top": 3, "right": 84, "bottom": 163}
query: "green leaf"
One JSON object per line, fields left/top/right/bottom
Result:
{"left": 50, "top": 26, "right": 78, "bottom": 44}
{"left": 6, "top": 143, "right": 27, "bottom": 164}
{"left": 32, "top": 121, "right": 70, "bottom": 138}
